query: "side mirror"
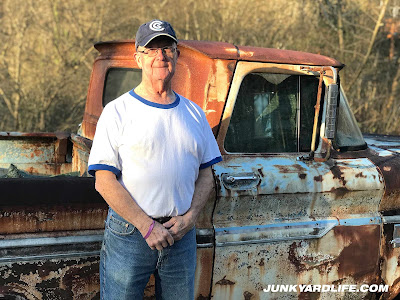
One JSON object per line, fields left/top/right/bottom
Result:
{"left": 325, "top": 84, "right": 339, "bottom": 139}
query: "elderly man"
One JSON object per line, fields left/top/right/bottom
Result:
{"left": 88, "top": 20, "right": 222, "bottom": 299}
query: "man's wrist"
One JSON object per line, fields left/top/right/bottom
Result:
{"left": 144, "top": 220, "right": 155, "bottom": 239}
{"left": 137, "top": 217, "right": 155, "bottom": 236}
{"left": 184, "top": 210, "right": 198, "bottom": 225}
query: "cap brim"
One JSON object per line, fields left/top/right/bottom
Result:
{"left": 139, "top": 33, "right": 178, "bottom": 48}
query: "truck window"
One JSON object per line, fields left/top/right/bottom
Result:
{"left": 103, "top": 68, "right": 142, "bottom": 106}
{"left": 225, "top": 73, "right": 320, "bottom": 153}
{"left": 335, "top": 89, "right": 366, "bottom": 150}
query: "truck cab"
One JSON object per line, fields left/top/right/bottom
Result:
{"left": 1, "top": 40, "right": 400, "bottom": 299}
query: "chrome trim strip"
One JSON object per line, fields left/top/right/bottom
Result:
{"left": 215, "top": 233, "right": 325, "bottom": 247}
{"left": 197, "top": 243, "right": 214, "bottom": 248}
{"left": 339, "top": 217, "right": 381, "bottom": 226}
{"left": 382, "top": 216, "right": 400, "bottom": 224}
{"left": 0, "top": 231, "right": 213, "bottom": 256}
{"left": 0, "top": 251, "right": 101, "bottom": 264}
{"left": 215, "top": 219, "right": 338, "bottom": 247}
{"left": 0, "top": 243, "right": 213, "bottom": 263}
{"left": 215, "top": 219, "right": 339, "bottom": 235}
{"left": 215, "top": 217, "right": 381, "bottom": 247}
{"left": 0, "top": 234, "right": 104, "bottom": 249}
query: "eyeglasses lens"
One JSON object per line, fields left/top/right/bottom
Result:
{"left": 145, "top": 47, "right": 175, "bottom": 57}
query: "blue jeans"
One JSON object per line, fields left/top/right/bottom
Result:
{"left": 100, "top": 208, "right": 196, "bottom": 300}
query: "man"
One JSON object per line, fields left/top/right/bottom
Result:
{"left": 88, "top": 19, "right": 222, "bottom": 300}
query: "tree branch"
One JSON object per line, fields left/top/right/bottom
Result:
{"left": 348, "top": 0, "right": 389, "bottom": 87}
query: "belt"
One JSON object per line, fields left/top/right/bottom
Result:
{"left": 153, "top": 216, "right": 172, "bottom": 224}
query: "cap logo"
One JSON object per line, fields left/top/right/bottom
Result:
{"left": 149, "top": 20, "right": 164, "bottom": 31}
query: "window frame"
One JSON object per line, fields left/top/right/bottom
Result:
{"left": 217, "top": 61, "right": 336, "bottom": 156}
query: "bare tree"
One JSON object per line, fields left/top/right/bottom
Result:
{"left": 0, "top": 0, "right": 398, "bottom": 134}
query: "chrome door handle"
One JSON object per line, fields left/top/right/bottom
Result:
{"left": 221, "top": 173, "right": 260, "bottom": 190}
{"left": 225, "top": 175, "right": 258, "bottom": 183}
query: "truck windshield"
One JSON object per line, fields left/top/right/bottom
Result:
{"left": 335, "top": 89, "right": 366, "bottom": 150}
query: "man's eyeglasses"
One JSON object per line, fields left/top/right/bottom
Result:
{"left": 138, "top": 46, "right": 177, "bottom": 57}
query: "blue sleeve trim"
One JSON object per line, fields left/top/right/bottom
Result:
{"left": 88, "top": 164, "right": 122, "bottom": 178}
{"left": 200, "top": 156, "right": 223, "bottom": 169}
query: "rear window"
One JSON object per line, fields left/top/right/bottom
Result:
{"left": 103, "top": 68, "right": 142, "bottom": 106}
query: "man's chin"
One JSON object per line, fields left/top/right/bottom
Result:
{"left": 154, "top": 72, "right": 174, "bottom": 82}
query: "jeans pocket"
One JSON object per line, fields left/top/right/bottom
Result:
{"left": 107, "top": 211, "right": 136, "bottom": 236}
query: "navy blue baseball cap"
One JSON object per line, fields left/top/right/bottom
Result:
{"left": 135, "top": 19, "right": 178, "bottom": 50}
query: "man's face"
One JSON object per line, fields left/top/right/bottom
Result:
{"left": 135, "top": 37, "right": 178, "bottom": 84}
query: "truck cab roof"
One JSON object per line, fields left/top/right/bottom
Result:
{"left": 94, "top": 39, "right": 344, "bottom": 67}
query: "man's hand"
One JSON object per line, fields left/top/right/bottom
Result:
{"left": 141, "top": 220, "right": 174, "bottom": 251}
{"left": 163, "top": 215, "right": 195, "bottom": 241}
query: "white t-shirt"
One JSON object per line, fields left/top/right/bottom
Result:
{"left": 88, "top": 90, "right": 222, "bottom": 217}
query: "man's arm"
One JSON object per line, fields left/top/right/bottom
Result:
{"left": 95, "top": 170, "right": 174, "bottom": 250}
{"left": 163, "top": 166, "right": 215, "bottom": 241}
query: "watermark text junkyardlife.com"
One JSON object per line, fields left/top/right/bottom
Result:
{"left": 263, "top": 284, "right": 389, "bottom": 293}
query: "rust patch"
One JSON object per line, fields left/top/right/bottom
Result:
{"left": 330, "top": 187, "right": 350, "bottom": 199}
{"left": 0, "top": 204, "right": 107, "bottom": 234}
{"left": 299, "top": 173, "right": 307, "bottom": 179}
{"left": 33, "top": 149, "right": 44, "bottom": 158}
{"left": 289, "top": 226, "right": 380, "bottom": 282}
{"left": 276, "top": 166, "right": 290, "bottom": 173}
{"left": 259, "top": 258, "right": 265, "bottom": 267}
{"left": 355, "top": 172, "right": 367, "bottom": 178}
{"left": 334, "top": 225, "right": 380, "bottom": 280}
{"left": 194, "top": 248, "right": 214, "bottom": 299}
{"left": 380, "top": 190, "right": 400, "bottom": 212}
{"left": 330, "top": 165, "right": 347, "bottom": 186}
{"left": 227, "top": 61, "right": 236, "bottom": 72}
{"left": 0, "top": 256, "right": 99, "bottom": 299}
{"left": 288, "top": 243, "right": 306, "bottom": 273}
{"left": 299, "top": 292, "right": 321, "bottom": 300}
{"left": 61, "top": 263, "right": 100, "bottom": 299}
{"left": 383, "top": 166, "right": 392, "bottom": 172}
{"left": 369, "top": 152, "right": 400, "bottom": 192}
{"left": 293, "top": 164, "right": 307, "bottom": 173}
{"left": 215, "top": 276, "right": 235, "bottom": 285}
{"left": 275, "top": 186, "right": 279, "bottom": 192}
{"left": 244, "top": 291, "right": 254, "bottom": 300}
{"left": 276, "top": 164, "right": 306, "bottom": 174}
{"left": 369, "top": 149, "right": 400, "bottom": 212}
{"left": 314, "top": 175, "right": 323, "bottom": 182}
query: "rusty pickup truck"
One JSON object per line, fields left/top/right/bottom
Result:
{"left": 1, "top": 40, "right": 400, "bottom": 300}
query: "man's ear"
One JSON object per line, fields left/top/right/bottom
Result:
{"left": 134, "top": 52, "right": 143, "bottom": 69}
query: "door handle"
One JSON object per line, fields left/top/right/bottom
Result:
{"left": 221, "top": 173, "right": 260, "bottom": 190}
{"left": 224, "top": 175, "right": 258, "bottom": 183}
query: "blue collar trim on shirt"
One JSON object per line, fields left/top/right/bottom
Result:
{"left": 129, "top": 90, "right": 180, "bottom": 109}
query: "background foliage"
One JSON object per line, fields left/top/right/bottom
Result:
{"left": 0, "top": 0, "right": 399, "bottom": 134}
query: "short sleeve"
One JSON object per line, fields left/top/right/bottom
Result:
{"left": 199, "top": 114, "right": 222, "bottom": 169}
{"left": 88, "top": 105, "right": 122, "bottom": 177}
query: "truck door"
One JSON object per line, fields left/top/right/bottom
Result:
{"left": 211, "top": 62, "right": 384, "bottom": 299}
